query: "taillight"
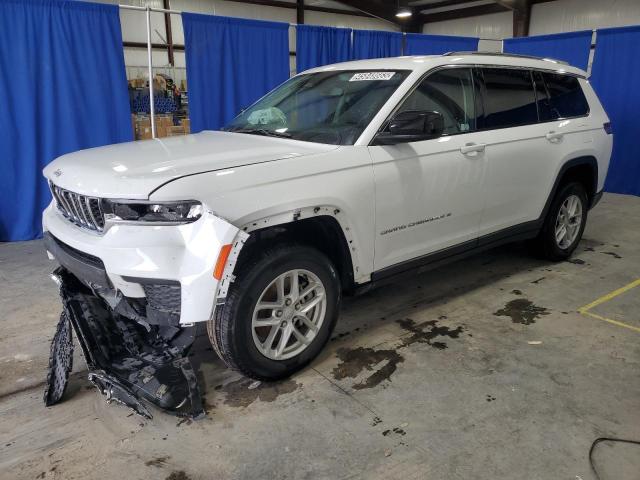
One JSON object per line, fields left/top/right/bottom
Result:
{"left": 603, "top": 122, "right": 612, "bottom": 134}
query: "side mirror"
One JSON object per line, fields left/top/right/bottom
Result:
{"left": 374, "top": 110, "right": 444, "bottom": 145}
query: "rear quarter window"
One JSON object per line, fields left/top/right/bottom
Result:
{"left": 540, "top": 73, "right": 590, "bottom": 120}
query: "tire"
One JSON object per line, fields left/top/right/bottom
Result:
{"left": 533, "top": 182, "right": 588, "bottom": 261}
{"left": 207, "top": 244, "right": 341, "bottom": 381}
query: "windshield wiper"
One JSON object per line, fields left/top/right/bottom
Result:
{"left": 226, "top": 127, "right": 292, "bottom": 138}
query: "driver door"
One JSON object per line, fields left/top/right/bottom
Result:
{"left": 369, "top": 67, "right": 488, "bottom": 272}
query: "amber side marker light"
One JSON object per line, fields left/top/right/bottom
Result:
{"left": 214, "top": 244, "right": 233, "bottom": 280}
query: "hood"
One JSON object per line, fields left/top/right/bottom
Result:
{"left": 44, "top": 131, "right": 337, "bottom": 199}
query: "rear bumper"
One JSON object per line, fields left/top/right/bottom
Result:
{"left": 43, "top": 202, "right": 244, "bottom": 325}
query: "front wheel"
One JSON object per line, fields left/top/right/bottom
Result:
{"left": 208, "top": 244, "right": 340, "bottom": 381}
{"left": 533, "top": 182, "right": 588, "bottom": 261}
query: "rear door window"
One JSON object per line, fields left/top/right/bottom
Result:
{"left": 480, "top": 68, "right": 538, "bottom": 130}
{"left": 540, "top": 73, "right": 589, "bottom": 120}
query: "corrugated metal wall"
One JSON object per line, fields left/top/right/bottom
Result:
{"left": 422, "top": 11, "right": 512, "bottom": 40}
{"left": 99, "top": 0, "right": 640, "bottom": 83}
{"left": 422, "top": 0, "right": 640, "bottom": 42}
{"left": 97, "top": 0, "right": 399, "bottom": 81}
{"left": 529, "top": 0, "right": 640, "bottom": 35}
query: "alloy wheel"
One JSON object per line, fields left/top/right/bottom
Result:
{"left": 555, "top": 194, "right": 583, "bottom": 249}
{"left": 251, "top": 269, "right": 327, "bottom": 361}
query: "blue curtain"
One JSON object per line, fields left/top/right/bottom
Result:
{"left": 183, "top": 13, "right": 290, "bottom": 133}
{"left": 591, "top": 25, "right": 640, "bottom": 196}
{"left": 405, "top": 33, "right": 479, "bottom": 55}
{"left": 0, "top": 0, "right": 132, "bottom": 242}
{"left": 352, "top": 30, "right": 403, "bottom": 60}
{"left": 503, "top": 31, "right": 592, "bottom": 70}
{"left": 296, "top": 25, "right": 352, "bottom": 73}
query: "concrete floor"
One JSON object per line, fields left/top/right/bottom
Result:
{"left": 1, "top": 193, "right": 639, "bottom": 480}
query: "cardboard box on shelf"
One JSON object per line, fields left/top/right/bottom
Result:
{"left": 180, "top": 118, "right": 190, "bottom": 134}
{"left": 134, "top": 115, "right": 150, "bottom": 140}
{"left": 136, "top": 126, "right": 152, "bottom": 140}
{"left": 133, "top": 113, "right": 185, "bottom": 139}
{"left": 156, "top": 125, "right": 167, "bottom": 138}
{"left": 166, "top": 125, "right": 185, "bottom": 137}
{"left": 135, "top": 117, "right": 150, "bottom": 130}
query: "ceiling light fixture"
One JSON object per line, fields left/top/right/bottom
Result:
{"left": 395, "top": 0, "right": 412, "bottom": 18}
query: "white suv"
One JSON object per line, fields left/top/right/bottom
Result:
{"left": 43, "top": 53, "right": 611, "bottom": 412}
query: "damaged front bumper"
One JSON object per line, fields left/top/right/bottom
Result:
{"left": 42, "top": 202, "right": 246, "bottom": 325}
{"left": 41, "top": 202, "right": 248, "bottom": 418}
{"left": 45, "top": 268, "right": 204, "bottom": 419}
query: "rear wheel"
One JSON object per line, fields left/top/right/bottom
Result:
{"left": 533, "top": 182, "right": 588, "bottom": 261}
{"left": 208, "top": 244, "right": 340, "bottom": 380}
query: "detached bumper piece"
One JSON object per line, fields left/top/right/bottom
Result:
{"left": 44, "top": 268, "right": 205, "bottom": 419}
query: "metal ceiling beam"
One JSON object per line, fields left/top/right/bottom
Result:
{"left": 332, "top": 0, "right": 412, "bottom": 28}
{"left": 419, "top": 0, "right": 559, "bottom": 26}
{"left": 420, "top": 2, "right": 509, "bottom": 23}
{"left": 492, "top": 0, "right": 517, "bottom": 9}
{"left": 416, "top": 0, "right": 486, "bottom": 10}
{"left": 221, "top": 0, "right": 377, "bottom": 19}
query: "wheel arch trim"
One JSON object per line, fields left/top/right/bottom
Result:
{"left": 541, "top": 155, "right": 599, "bottom": 221}
{"left": 239, "top": 205, "right": 365, "bottom": 285}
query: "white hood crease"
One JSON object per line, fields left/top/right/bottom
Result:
{"left": 43, "top": 131, "right": 337, "bottom": 199}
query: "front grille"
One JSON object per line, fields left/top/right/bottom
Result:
{"left": 50, "top": 183, "right": 105, "bottom": 232}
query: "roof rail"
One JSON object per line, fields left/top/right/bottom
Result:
{"left": 442, "top": 51, "right": 569, "bottom": 66}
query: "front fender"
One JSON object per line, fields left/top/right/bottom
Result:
{"left": 149, "top": 148, "right": 376, "bottom": 284}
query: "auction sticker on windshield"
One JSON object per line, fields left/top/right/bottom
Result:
{"left": 349, "top": 72, "right": 396, "bottom": 82}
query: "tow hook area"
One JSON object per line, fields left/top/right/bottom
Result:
{"left": 44, "top": 267, "right": 205, "bottom": 419}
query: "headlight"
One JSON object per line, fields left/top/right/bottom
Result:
{"left": 103, "top": 200, "right": 203, "bottom": 224}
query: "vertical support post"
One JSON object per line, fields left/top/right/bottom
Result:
{"left": 163, "top": 0, "right": 174, "bottom": 66}
{"left": 296, "top": 0, "right": 304, "bottom": 24}
{"left": 405, "top": 11, "right": 424, "bottom": 34}
{"left": 513, "top": 7, "right": 530, "bottom": 37}
{"left": 512, "top": 0, "right": 531, "bottom": 38}
{"left": 146, "top": 6, "right": 156, "bottom": 138}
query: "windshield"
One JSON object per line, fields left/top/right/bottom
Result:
{"left": 222, "top": 70, "right": 410, "bottom": 145}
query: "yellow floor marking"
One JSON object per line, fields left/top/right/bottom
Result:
{"left": 578, "top": 278, "right": 640, "bottom": 333}
{"left": 581, "top": 310, "right": 640, "bottom": 334}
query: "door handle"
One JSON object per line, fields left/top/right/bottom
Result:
{"left": 546, "top": 131, "right": 564, "bottom": 143}
{"left": 460, "top": 143, "right": 486, "bottom": 155}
